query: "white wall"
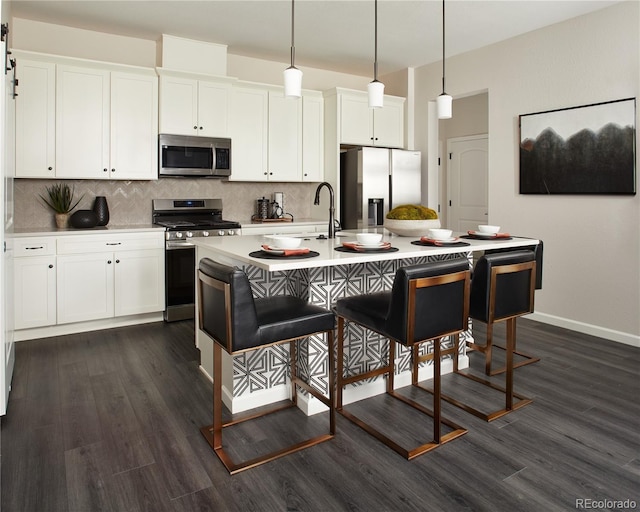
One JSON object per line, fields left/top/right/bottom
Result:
{"left": 415, "top": 1, "right": 640, "bottom": 345}
{"left": 11, "top": 18, "right": 371, "bottom": 91}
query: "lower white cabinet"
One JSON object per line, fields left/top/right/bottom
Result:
{"left": 14, "top": 255, "right": 57, "bottom": 330}
{"left": 14, "top": 237, "right": 57, "bottom": 330}
{"left": 56, "top": 248, "right": 164, "bottom": 324}
{"left": 14, "top": 231, "right": 165, "bottom": 335}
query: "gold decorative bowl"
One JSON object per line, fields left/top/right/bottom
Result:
{"left": 384, "top": 218, "right": 441, "bottom": 237}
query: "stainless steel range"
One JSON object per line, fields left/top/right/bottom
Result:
{"left": 152, "top": 198, "right": 241, "bottom": 322}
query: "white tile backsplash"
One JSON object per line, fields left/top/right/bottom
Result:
{"left": 14, "top": 178, "right": 317, "bottom": 229}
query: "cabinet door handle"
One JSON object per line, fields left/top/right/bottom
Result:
{"left": 115, "top": 259, "right": 120, "bottom": 264}
{"left": 193, "top": 125, "right": 198, "bottom": 130}
{"left": 26, "top": 246, "right": 44, "bottom": 250}
{"left": 199, "top": 126, "right": 203, "bottom": 130}
{"left": 103, "top": 168, "right": 108, "bottom": 172}
{"left": 111, "top": 168, "right": 115, "bottom": 173}
{"left": 48, "top": 264, "right": 54, "bottom": 269}
{"left": 47, "top": 167, "right": 52, "bottom": 171}
{"left": 106, "top": 242, "right": 122, "bottom": 246}
{"left": 107, "top": 260, "right": 112, "bottom": 264}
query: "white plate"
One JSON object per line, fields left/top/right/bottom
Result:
{"left": 427, "top": 236, "right": 457, "bottom": 243}
{"left": 471, "top": 231, "right": 499, "bottom": 238}
{"left": 262, "top": 246, "right": 309, "bottom": 255}
{"left": 348, "top": 240, "right": 388, "bottom": 248}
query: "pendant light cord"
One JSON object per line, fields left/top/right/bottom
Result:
{"left": 441, "top": 0, "right": 446, "bottom": 94}
{"left": 373, "top": 0, "right": 378, "bottom": 81}
{"left": 290, "top": 0, "right": 296, "bottom": 67}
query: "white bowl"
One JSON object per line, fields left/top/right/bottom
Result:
{"left": 478, "top": 224, "right": 500, "bottom": 234}
{"left": 427, "top": 228, "right": 453, "bottom": 240}
{"left": 384, "top": 218, "right": 441, "bottom": 237}
{"left": 356, "top": 232, "right": 383, "bottom": 245}
{"left": 268, "top": 236, "right": 302, "bottom": 249}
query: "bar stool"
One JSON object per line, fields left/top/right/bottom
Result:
{"left": 469, "top": 241, "right": 543, "bottom": 375}
{"left": 335, "top": 259, "right": 470, "bottom": 460}
{"left": 197, "top": 258, "right": 336, "bottom": 474}
{"left": 440, "top": 250, "right": 536, "bottom": 422}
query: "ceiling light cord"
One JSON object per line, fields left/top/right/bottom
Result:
{"left": 368, "top": 0, "right": 384, "bottom": 108}
{"left": 437, "top": 0, "right": 452, "bottom": 119}
{"left": 284, "top": 0, "right": 302, "bottom": 98}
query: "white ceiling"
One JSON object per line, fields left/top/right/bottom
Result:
{"left": 9, "top": 0, "right": 622, "bottom": 76}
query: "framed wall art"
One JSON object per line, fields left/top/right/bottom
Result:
{"left": 519, "top": 98, "right": 636, "bottom": 195}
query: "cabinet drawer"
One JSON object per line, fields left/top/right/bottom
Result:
{"left": 15, "top": 237, "right": 57, "bottom": 257}
{"left": 57, "top": 232, "right": 164, "bottom": 254}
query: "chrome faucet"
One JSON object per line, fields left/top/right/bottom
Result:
{"left": 314, "top": 182, "right": 335, "bottom": 239}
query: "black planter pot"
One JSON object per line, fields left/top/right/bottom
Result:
{"left": 93, "top": 196, "right": 109, "bottom": 226}
{"left": 70, "top": 210, "right": 99, "bottom": 229}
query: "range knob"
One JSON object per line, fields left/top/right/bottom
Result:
{"left": 202, "top": 231, "right": 210, "bottom": 237}
{"left": 175, "top": 232, "right": 183, "bottom": 239}
{"left": 186, "top": 231, "right": 193, "bottom": 238}
{"left": 217, "top": 230, "right": 225, "bottom": 236}
{"left": 228, "top": 230, "right": 235, "bottom": 236}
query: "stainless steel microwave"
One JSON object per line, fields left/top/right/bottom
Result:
{"left": 158, "top": 134, "right": 231, "bottom": 178}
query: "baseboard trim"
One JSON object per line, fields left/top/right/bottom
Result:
{"left": 528, "top": 312, "right": 640, "bottom": 348}
{"left": 14, "top": 313, "right": 164, "bottom": 342}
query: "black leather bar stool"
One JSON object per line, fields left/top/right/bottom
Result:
{"left": 440, "top": 250, "right": 536, "bottom": 422}
{"left": 197, "top": 258, "right": 336, "bottom": 474}
{"left": 469, "top": 241, "right": 543, "bottom": 375}
{"left": 335, "top": 259, "right": 470, "bottom": 460}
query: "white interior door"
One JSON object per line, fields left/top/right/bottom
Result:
{"left": 447, "top": 135, "right": 488, "bottom": 232}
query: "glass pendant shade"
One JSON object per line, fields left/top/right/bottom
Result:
{"left": 368, "top": 80, "right": 384, "bottom": 108}
{"left": 284, "top": 66, "right": 303, "bottom": 98}
{"left": 437, "top": 93, "right": 452, "bottom": 119}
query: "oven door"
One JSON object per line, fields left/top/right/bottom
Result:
{"left": 164, "top": 241, "right": 196, "bottom": 322}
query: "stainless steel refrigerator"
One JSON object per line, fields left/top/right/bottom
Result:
{"left": 340, "top": 147, "right": 422, "bottom": 229}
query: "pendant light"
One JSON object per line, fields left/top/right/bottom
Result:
{"left": 437, "top": 0, "right": 452, "bottom": 119}
{"left": 368, "top": 0, "right": 384, "bottom": 108}
{"left": 284, "top": 0, "right": 302, "bottom": 98}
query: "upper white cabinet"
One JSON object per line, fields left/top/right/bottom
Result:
{"left": 228, "top": 84, "right": 269, "bottom": 181}
{"left": 267, "top": 91, "right": 302, "bottom": 181}
{"left": 338, "top": 89, "right": 405, "bottom": 148}
{"left": 158, "top": 74, "right": 231, "bottom": 137}
{"left": 302, "top": 94, "right": 324, "bottom": 182}
{"left": 56, "top": 65, "right": 110, "bottom": 179}
{"left": 15, "top": 60, "right": 56, "bottom": 178}
{"left": 229, "top": 84, "right": 323, "bottom": 183}
{"left": 13, "top": 51, "right": 159, "bottom": 180}
{"left": 109, "top": 72, "right": 159, "bottom": 180}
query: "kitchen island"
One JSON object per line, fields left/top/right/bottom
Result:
{"left": 193, "top": 232, "right": 540, "bottom": 415}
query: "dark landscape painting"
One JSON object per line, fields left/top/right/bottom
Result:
{"left": 519, "top": 98, "right": 636, "bottom": 194}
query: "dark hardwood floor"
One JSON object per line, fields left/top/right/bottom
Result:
{"left": 1, "top": 318, "right": 639, "bottom": 511}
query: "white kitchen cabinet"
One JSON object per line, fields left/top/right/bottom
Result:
{"left": 56, "top": 66, "right": 158, "bottom": 180}
{"left": 302, "top": 94, "right": 324, "bottom": 182}
{"left": 14, "top": 238, "right": 57, "bottom": 329}
{"left": 114, "top": 249, "right": 165, "bottom": 316}
{"left": 267, "top": 91, "right": 302, "bottom": 181}
{"left": 228, "top": 84, "right": 268, "bottom": 181}
{"left": 57, "top": 252, "right": 114, "bottom": 324}
{"left": 15, "top": 60, "right": 56, "bottom": 178}
{"left": 56, "top": 65, "right": 110, "bottom": 179}
{"left": 339, "top": 90, "right": 405, "bottom": 148}
{"left": 110, "top": 72, "right": 159, "bottom": 180}
{"left": 159, "top": 74, "right": 230, "bottom": 137}
{"left": 56, "top": 232, "right": 165, "bottom": 325}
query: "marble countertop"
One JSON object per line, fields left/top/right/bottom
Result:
{"left": 193, "top": 231, "right": 540, "bottom": 272}
{"left": 11, "top": 224, "right": 165, "bottom": 237}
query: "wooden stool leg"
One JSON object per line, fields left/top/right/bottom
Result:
{"left": 506, "top": 318, "right": 515, "bottom": 411}
{"left": 433, "top": 337, "right": 442, "bottom": 443}
{"left": 485, "top": 322, "right": 494, "bottom": 376}
{"left": 213, "top": 342, "right": 223, "bottom": 450}
{"left": 337, "top": 316, "right": 345, "bottom": 411}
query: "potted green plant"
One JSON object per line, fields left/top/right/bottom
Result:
{"left": 40, "top": 183, "right": 83, "bottom": 229}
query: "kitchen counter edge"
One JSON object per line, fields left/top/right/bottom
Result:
{"left": 10, "top": 225, "right": 165, "bottom": 237}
